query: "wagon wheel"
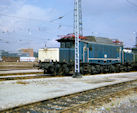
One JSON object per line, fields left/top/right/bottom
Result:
{"left": 48, "top": 66, "right": 55, "bottom": 75}
{"left": 62, "top": 64, "right": 69, "bottom": 75}
{"left": 55, "top": 64, "right": 61, "bottom": 75}
{"left": 44, "top": 69, "right": 47, "bottom": 74}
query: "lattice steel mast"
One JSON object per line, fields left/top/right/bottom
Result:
{"left": 79, "top": 0, "right": 83, "bottom": 36}
{"left": 74, "top": 0, "right": 83, "bottom": 36}
{"left": 73, "top": 0, "right": 82, "bottom": 78}
{"left": 136, "top": 32, "right": 137, "bottom": 47}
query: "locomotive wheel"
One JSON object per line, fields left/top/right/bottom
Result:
{"left": 80, "top": 67, "right": 84, "bottom": 74}
{"left": 103, "top": 65, "right": 109, "bottom": 73}
{"left": 120, "top": 65, "right": 125, "bottom": 72}
{"left": 125, "top": 66, "right": 130, "bottom": 72}
{"left": 90, "top": 66, "right": 96, "bottom": 74}
{"left": 115, "top": 64, "right": 120, "bottom": 73}
{"left": 100, "top": 65, "right": 104, "bottom": 73}
{"left": 109, "top": 65, "right": 115, "bottom": 73}
{"left": 88, "top": 68, "right": 91, "bottom": 74}
{"left": 95, "top": 65, "right": 100, "bottom": 74}
{"left": 62, "top": 64, "right": 69, "bottom": 75}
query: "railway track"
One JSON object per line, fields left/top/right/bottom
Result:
{"left": 0, "top": 74, "right": 65, "bottom": 81}
{"left": 1, "top": 71, "right": 137, "bottom": 81}
{"left": 1, "top": 79, "right": 137, "bottom": 113}
{"left": 0, "top": 71, "right": 43, "bottom": 76}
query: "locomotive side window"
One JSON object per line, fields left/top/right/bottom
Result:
{"left": 66, "top": 42, "right": 70, "bottom": 48}
{"left": 61, "top": 42, "right": 65, "bottom": 48}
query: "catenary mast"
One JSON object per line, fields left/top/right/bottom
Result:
{"left": 79, "top": 0, "right": 83, "bottom": 36}
{"left": 73, "top": 0, "right": 82, "bottom": 78}
{"left": 136, "top": 32, "right": 137, "bottom": 47}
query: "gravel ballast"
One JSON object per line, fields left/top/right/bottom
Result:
{"left": 91, "top": 91, "right": 137, "bottom": 113}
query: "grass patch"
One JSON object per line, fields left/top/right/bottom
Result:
{"left": 16, "top": 81, "right": 29, "bottom": 85}
{"left": 111, "top": 102, "right": 115, "bottom": 106}
{"left": 106, "top": 107, "right": 111, "bottom": 111}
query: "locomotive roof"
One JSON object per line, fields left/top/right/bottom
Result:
{"left": 57, "top": 34, "right": 123, "bottom": 45}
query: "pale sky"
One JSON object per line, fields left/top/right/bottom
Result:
{"left": 0, "top": 0, "right": 137, "bottom": 52}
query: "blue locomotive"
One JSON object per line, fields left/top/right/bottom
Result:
{"left": 38, "top": 34, "right": 137, "bottom": 75}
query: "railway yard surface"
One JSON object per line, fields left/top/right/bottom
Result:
{"left": 0, "top": 69, "right": 43, "bottom": 76}
{"left": 0, "top": 62, "right": 36, "bottom": 70}
{"left": 0, "top": 70, "right": 137, "bottom": 112}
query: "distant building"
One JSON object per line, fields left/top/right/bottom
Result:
{"left": 0, "top": 49, "right": 36, "bottom": 62}
{"left": 0, "top": 50, "right": 19, "bottom": 57}
{"left": 0, "top": 51, "right": 2, "bottom": 61}
{"left": 20, "top": 48, "right": 34, "bottom": 57}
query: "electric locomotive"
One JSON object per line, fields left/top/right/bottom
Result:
{"left": 37, "top": 34, "right": 137, "bottom": 75}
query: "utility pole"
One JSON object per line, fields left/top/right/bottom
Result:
{"left": 133, "top": 32, "right": 137, "bottom": 48}
{"left": 73, "top": 0, "right": 83, "bottom": 36}
{"left": 136, "top": 32, "right": 137, "bottom": 48}
{"left": 79, "top": 0, "right": 83, "bottom": 36}
{"left": 73, "top": 0, "right": 82, "bottom": 78}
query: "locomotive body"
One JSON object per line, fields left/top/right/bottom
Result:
{"left": 38, "top": 34, "right": 137, "bottom": 75}
{"left": 59, "top": 41, "right": 123, "bottom": 64}
{"left": 80, "top": 40, "right": 123, "bottom": 64}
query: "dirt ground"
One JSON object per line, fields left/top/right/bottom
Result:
{"left": 0, "top": 62, "right": 38, "bottom": 70}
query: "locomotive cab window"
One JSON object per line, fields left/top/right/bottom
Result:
{"left": 61, "top": 42, "right": 65, "bottom": 48}
{"left": 60, "top": 42, "right": 74, "bottom": 48}
{"left": 66, "top": 42, "right": 70, "bottom": 48}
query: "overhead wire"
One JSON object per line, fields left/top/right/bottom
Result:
{"left": 126, "top": 0, "right": 137, "bottom": 8}
{"left": 0, "top": 9, "right": 73, "bottom": 25}
{"left": 50, "top": 9, "right": 73, "bottom": 22}
{"left": 0, "top": 10, "right": 73, "bottom": 36}
{"left": 0, "top": 3, "right": 73, "bottom": 45}
{"left": 0, "top": 13, "right": 52, "bottom": 23}
{"left": 0, "top": 29, "right": 58, "bottom": 44}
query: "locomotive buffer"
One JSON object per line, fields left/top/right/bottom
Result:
{"left": 73, "top": 0, "right": 82, "bottom": 78}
